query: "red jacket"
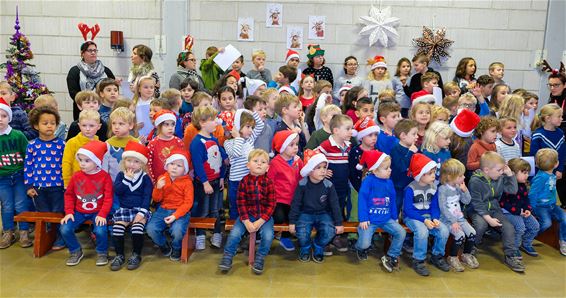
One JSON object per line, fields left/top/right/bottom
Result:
{"left": 267, "top": 155, "right": 303, "bottom": 205}
{"left": 152, "top": 173, "right": 194, "bottom": 219}
{"left": 467, "top": 139, "right": 496, "bottom": 171}
{"left": 64, "top": 170, "right": 113, "bottom": 218}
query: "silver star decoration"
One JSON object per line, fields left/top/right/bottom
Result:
{"left": 359, "top": 5, "right": 400, "bottom": 48}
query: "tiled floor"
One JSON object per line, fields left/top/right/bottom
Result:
{"left": 1, "top": 233, "right": 565, "bottom": 297}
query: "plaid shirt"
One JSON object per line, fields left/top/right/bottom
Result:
{"left": 237, "top": 174, "right": 276, "bottom": 221}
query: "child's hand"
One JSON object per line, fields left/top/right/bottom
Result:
{"left": 125, "top": 168, "right": 135, "bottom": 179}
{"left": 156, "top": 177, "right": 166, "bottom": 189}
{"left": 432, "top": 219, "right": 441, "bottom": 227}
{"left": 257, "top": 64, "right": 264, "bottom": 71}
{"left": 359, "top": 221, "right": 370, "bottom": 230}
{"left": 137, "top": 122, "right": 144, "bottom": 130}
{"left": 133, "top": 213, "right": 145, "bottom": 223}
{"left": 164, "top": 215, "right": 176, "bottom": 224}
{"left": 556, "top": 171, "right": 563, "bottom": 180}
{"left": 424, "top": 219, "right": 435, "bottom": 229}
{"left": 521, "top": 209, "right": 531, "bottom": 217}
{"left": 219, "top": 178, "right": 225, "bottom": 191}
{"left": 325, "top": 94, "right": 333, "bottom": 104}
{"left": 115, "top": 77, "right": 123, "bottom": 85}
{"left": 335, "top": 225, "right": 344, "bottom": 234}
{"left": 400, "top": 76, "right": 408, "bottom": 85}
{"left": 409, "top": 144, "right": 418, "bottom": 153}
{"left": 253, "top": 219, "right": 265, "bottom": 230}
{"left": 61, "top": 214, "right": 74, "bottom": 224}
{"left": 292, "top": 126, "right": 302, "bottom": 134}
{"left": 95, "top": 216, "right": 107, "bottom": 226}
{"left": 325, "top": 169, "right": 333, "bottom": 178}
{"left": 503, "top": 165, "right": 513, "bottom": 177}
{"left": 230, "top": 127, "right": 240, "bottom": 138}
{"left": 203, "top": 182, "right": 213, "bottom": 194}
{"left": 218, "top": 47, "right": 225, "bottom": 53}
{"left": 244, "top": 220, "right": 256, "bottom": 233}
{"left": 459, "top": 181, "right": 468, "bottom": 193}
{"left": 27, "top": 188, "right": 38, "bottom": 198}
{"left": 484, "top": 215, "right": 502, "bottom": 227}
{"left": 288, "top": 224, "right": 295, "bottom": 234}
{"left": 451, "top": 222, "right": 461, "bottom": 234}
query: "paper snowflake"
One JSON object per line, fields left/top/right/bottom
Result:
{"left": 412, "top": 26, "right": 454, "bottom": 65}
{"left": 359, "top": 5, "right": 400, "bottom": 48}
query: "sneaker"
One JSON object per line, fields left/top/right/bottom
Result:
{"left": 96, "top": 253, "right": 109, "bottom": 266}
{"left": 504, "top": 254, "right": 526, "bottom": 272}
{"left": 196, "top": 235, "right": 206, "bottom": 251}
{"left": 51, "top": 242, "right": 66, "bottom": 251}
{"left": 299, "top": 252, "right": 311, "bottom": 262}
{"left": 412, "top": 259, "right": 430, "bottom": 276}
{"left": 18, "top": 230, "right": 32, "bottom": 248}
{"left": 323, "top": 244, "right": 334, "bottom": 256}
{"left": 159, "top": 243, "right": 172, "bottom": 257}
{"left": 0, "top": 231, "right": 16, "bottom": 249}
{"left": 447, "top": 256, "right": 465, "bottom": 272}
{"left": 515, "top": 250, "right": 523, "bottom": 260}
{"left": 252, "top": 257, "right": 265, "bottom": 274}
{"left": 218, "top": 254, "right": 233, "bottom": 272}
{"left": 332, "top": 236, "right": 348, "bottom": 253}
{"left": 559, "top": 240, "right": 566, "bottom": 256}
{"left": 210, "top": 233, "right": 222, "bottom": 249}
{"left": 312, "top": 251, "right": 324, "bottom": 263}
{"left": 381, "top": 255, "right": 399, "bottom": 273}
{"left": 170, "top": 249, "right": 181, "bottom": 261}
{"left": 110, "top": 255, "right": 125, "bottom": 271}
{"left": 127, "top": 253, "right": 142, "bottom": 270}
{"left": 66, "top": 250, "right": 84, "bottom": 266}
{"left": 430, "top": 254, "right": 450, "bottom": 272}
{"left": 356, "top": 249, "right": 368, "bottom": 261}
{"left": 460, "top": 253, "right": 479, "bottom": 269}
{"left": 520, "top": 245, "right": 539, "bottom": 257}
{"left": 279, "top": 237, "right": 295, "bottom": 251}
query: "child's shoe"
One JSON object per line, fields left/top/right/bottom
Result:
{"left": 332, "top": 236, "right": 348, "bottom": 252}
{"left": 520, "top": 245, "right": 539, "bottom": 257}
{"left": 127, "top": 253, "right": 142, "bottom": 270}
{"left": 356, "top": 249, "right": 368, "bottom": 261}
{"left": 429, "top": 254, "right": 450, "bottom": 272}
{"left": 96, "top": 253, "right": 109, "bottom": 266}
{"left": 279, "top": 237, "right": 295, "bottom": 251}
{"left": 447, "top": 256, "right": 465, "bottom": 272}
{"left": 460, "top": 253, "right": 479, "bottom": 269}
{"left": 18, "top": 230, "right": 32, "bottom": 248}
{"left": 323, "top": 244, "right": 334, "bottom": 256}
{"left": 402, "top": 238, "right": 414, "bottom": 254}
{"left": 381, "top": 255, "right": 399, "bottom": 273}
{"left": 170, "top": 249, "right": 181, "bottom": 261}
{"left": 110, "top": 255, "right": 125, "bottom": 271}
{"left": 559, "top": 240, "right": 566, "bottom": 256}
{"left": 299, "top": 251, "right": 311, "bottom": 262}
{"left": 412, "top": 259, "right": 430, "bottom": 276}
{"left": 0, "top": 231, "right": 16, "bottom": 249}
{"left": 210, "top": 232, "right": 223, "bottom": 249}
{"left": 218, "top": 254, "right": 233, "bottom": 272}
{"left": 504, "top": 254, "right": 525, "bottom": 272}
{"left": 252, "top": 256, "right": 265, "bottom": 274}
{"left": 160, "top": 243, "right": 172, "bottom": 257}
{"left": 51, "top": 238, "right": 66, "bottom": 251}
{"left": 66, "top": 250, "right": 84, "bottom": 266}
{"left": 312, "top": 251, "right": 324, "bottom": 263}
{"left": 196, "top": 235, "right": 206, "bottom": 251}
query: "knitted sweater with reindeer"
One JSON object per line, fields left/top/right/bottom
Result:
{"left": 64, "top": 170, "right": 113, "bottom": 218}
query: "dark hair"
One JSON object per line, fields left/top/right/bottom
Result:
{"left": 96, "top": 78, "right": 119, "bottom": 95}
{"left": 355, "top": 97, "right": 373, "bottom": 111}
{"left": 307, "top": 56, "right": 325, "bottom": 68}
{"left": 454, "top": 57, "right": 476, "bottom": 80}
{"left": 477, "top": 74, "right": 495, "bottom": 86}
{"left": 29, "top": 106, "right": 61, "bottom": 127}
{"left": 394, "top": 57, "right": 411, "bottom": 77}
{"left": 176, "top": 51, "right": 193, "bottom": 67}
{"left": 216, "top": 85, "right": 236, "bottom": 100}
{"left": 133, "top": 44, "right": 153, "bottom": 63}
{"left": 80, "top": 41, "right": 97, "bottom": 54}
{"left": 549, "top": 73, "right": 566, "bottom": 84}
{"left": 393, "top": 119, "right": 417, "bottom": 139}
{"left": 343, "top": 56, "right": 357, "bottom": 74}
{"left": 244, "top": 95, "right": 266, "bottom": 110}
{"left": 342, "top": 86, "right": 365, "bottom": 114}
{"left": 279, "top": 65, "right": 297, "bottom": 83}
{"left": 180, "top": 78, "right": 199, "bottom": 92}
{"left": 213, "top": 74, "right": 241, "bottom": 97}
{"left": 378, "top": 101, "right": 401, "bottom": 119}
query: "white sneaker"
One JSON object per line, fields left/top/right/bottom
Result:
{"left": 196, "top": 235, "right": 206, "bottom": 251}
{"left": 560, "top": 240, "right": 566, "bottom": 256}
{"left": 211, "top": 233, "right": 223, "bottom": 249}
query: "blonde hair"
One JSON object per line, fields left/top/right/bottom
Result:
{"left": 367, "top": 68, "right": 390, "bottom": 81}
{"left": 430, "top": 105, "right": 450, "bottom": 122}
{"left": 260, "top": 88, "right": 278, "bottom": 102}
{"left": 532, "top": 103, "right": 562, "bottom": 130}
{"left": 112, "top": 98, "right": 132, "bottom": 112}
{"left": 34, "top": 94, "right": 58, "bottom": 109}
{"left": 320, "top": 104, "right": 341, "bottom": 119}
{"left": 443, "top": 81, "right": 460, "bottom": 95}
{"left": 458, "top": 93, "right": 477, "bottom": 106}
{"left": 378, "top": 89, "right": 396, "bottom": 102}
{"left": 535, "top": 148, "right": 558, "bottom": 172}
{"left": 192, "top": 106, "right": 218, "bottom": 130}
{"left": 498, "top": 94, "right": 524, "bottom": 127}
{"left": 489, "top": 62, "right": 504, "bottom": 72}
{"left": 410, "top": 102, "right": 431, "bottom": 126}
{"left": 191, "top": 91, "right": 213, "bottom": 108}
{"left": 132, "top": 75, "right": 155, "bottom": 107}
{"left": 440, "top": 158, "right": 465, "bottom": 185}
{"left": 161, "top": 88, "right": 182, "bottom": 109}
{"left": 274, "top": 93, "right": 300, "bottom": 116}
{"left": 508, "top": 158, "right": 531, "bottom": 174}
{"left": 78, "top": 109, "right": 101, "bottom": 123}
{"left": 252, "top": 49, "right": 266, "bottom": 60}
{"left": 75, "top": 91, "right": 100, "bottom": 107}
{"left": 110, "top": 107, "right": 135, "bottom": 124}
{"left": 119, "top": 156, "right": 147, "bottom": 172}
{"left": 422, "top": 121, "right": 452, "bottom": 153}
{"left": 329, "top": 114, "right": 353, "bottom": 132}
{"left": 248, "top": 148, "right": 269, "bottom": 162}
{"left": 480, "top": 151, "right": 505, "bottom": 169}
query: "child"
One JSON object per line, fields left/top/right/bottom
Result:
{"left": 0, "top": 81, "right": 37, "bottom": 140}
{"left": 219, "top": 149, "right": 275, "bottom": 274}
{"left": 376, "top": 101, "right": 401, "bottom": 155}
{"left": 443, "top": 95, "right": 459, "bottom": 117}
{"left": 409, "top": 102, "right": 431, "bottom": 149}
{"left": 453, "top": 57, "right": 477, "bottom": 93}
{"left": 132, "top": 75, "right": 156, "bottom": 139}
{"left": 190, "top": 106, "right": 227, "bottom": 249}
{"left": 306, "top": 105, "right": 342, "bottom": 150}
{"left": 274, "top": 93, "right": 307, "bottom": 156}
{"left": 309, "top": 80, "right": 335, "bottom": 131}
{"left": 378, "top": 89, "right": 396, "bottom": 104}
{"left": 161, "top": 88, "right": 185, "bottom": 138}
{"left": 529, "top": 149, "right": 566, "bottom": 256}
{"left": 267, "top": 131, "right": 303, "bottom": 251}
{"left": 341, "top": 86, "right": 364, "bottom": 124}
{"left": 404, "top": 154, "right": 450, "bottom": 276}
{"left": 422, "top": 121, "right": 452, "bottom": 181}
{"left": 247, "top": 49, "right": 272, "bottom": 84}
{"left": 489, "top": 62, "right": 506, "bottom": 85}
{"left": 354, "top": 97, "right": 375, "bottom": 124}
{"left": 110, "top": 141, "right": 153, "bottom": 270}
{"left": 244, "top": 96, "right": 272, "bottom": 153}
{"left": 179, "top": 78, "right": 199, "bottom": 129}
{"left": 496, "top": 117, "right": 521, "bottom": 162}
{"left": 60, "top": 140, "right": 113, "bottom": 266}
{"left": 289, "top": 149, "right": 344, "bottom": 263}
{"left": 499, "top": 94, "right": 526, "bottom": 149}
{"left": 449, "top": 109, "right": 480, "bottom": 170}
{"left": 472, "top": 75, "right": 494, "bottom": 116}
{"left": 147, "top": 110, "right": 185, "bottom": 183}
{"left": 216, "top": 86, "right": 238, "bottom": 137}
{"left": 405, "top": 54, "right": 444, "bottom": 99}
{"left": 262, "top": 88, "right": 280, "bottom": 133}
{"left": 521, "top": 92, "right": 538, "bottom": 154}
{"left": 199, "top": 46, "right": 224, "bottom": 91}
{"left": 102, "top": 107, "right": 138, "bottom": 181}
{"left": 66, "top": 91, "right": 108, "bottom": 142}
{"left": 34, "top": 94, "right": 68, "bottom": 140}
{"left": 146, "top": 98, "right": 172, "bottom": 142}
{"left": 365, "top": 56, "right": 393, "bottom": 105}
{"left": 273, "top": 65, "right": 298, "bottom": 95}
{"left": 457, "top": 93, "right": 478, "bottom": 113}
{"left": 24, "top": 106, "right": 65, "bottom": 250}
{"left": 467, "top": 116, "right": 499, "bottom": 171}
{"left": 285, "top": 50, "right": 302, "bottom": 91}
{"left": 443, "top": 81, "right": 461, "bottom": 100}
{"left": 0, "top": 98, "right": 31, "bottom": 249}
{"left": 392, "top": 57, "right": 412, "bottom": 117}
{"left": 63, "top": 110, "right": 102, "bottom": 188}
{"left": 501, "top": 158, "right": 540, "bottom": 257}
{"left": 390, "top": 119, "right": 418, "bottom": 213}
{"left": 349, "top": 116, "right": 380, "bottom": 192}
{"left": 302, "top": 44, "right": 333, "bottom": 86}
{"left": 225, "top": 109, "right": 264, "bottom": 220}
{"left": 410, "top": 72, "right": 439, "bottom": 105}
{"left": 298, "top": 74, "right": 315, "bottom": 110}
{"left": 355, "top": 150, "right": 406, "bottom": 272}
{"left": 230, "top": 55, "right": 246, "bottom": 78}
{"left": 438, "top": 159, "right": 478, "bottom": 271}
{"left": 97, "top": 78, "right": 120, "bottom": 123}
{"left": 489, "top": 84, "right": 510, "bottom": 116}
{"left": 430, "top": 105, "right": 450, "bottom": 123}
{"left": 146, "top": 149, "right": 194, "bottom": 261}
{"left": 468, "top": 152, "right": 523, "bottom": 272}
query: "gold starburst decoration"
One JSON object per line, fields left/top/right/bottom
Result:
{"left": 412, "top": 26, "right": 454, "bottom": 65}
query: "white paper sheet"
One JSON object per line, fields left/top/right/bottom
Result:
{"left": 520, "top": 156, "right": 536, "bottom": 176}
{"left": 433, "top": 86, "right": 443, "bottom": 106}
{"left": 213, "top": 44, "right": 242, "bottom": 71}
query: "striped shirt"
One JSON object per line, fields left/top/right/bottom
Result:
{"left": 495, "top": 138, "right": 521, "bottom": 162}
{"left": 225, "top": 111, "right": 265, "bottom": 182}
{"left": 317, "top": 135, "right": 351, "bottom": 196}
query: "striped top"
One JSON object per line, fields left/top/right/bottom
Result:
{"left": 225, "top": 111, "right": 264, "bottom": 182}
{"left": 495, "top": 138, "right": 521, "bottom": 162}
{"left": 317, "top": 135, "right": 352, "bottom": 195}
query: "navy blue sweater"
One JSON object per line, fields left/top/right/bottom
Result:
{"left": 113, "top": 171, "right": 153, "bottom": 216}
{"left": 390, "top": 143, "right": 414, "bottom": 191}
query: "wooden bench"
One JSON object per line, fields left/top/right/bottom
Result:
{"left": 180, "top": 217, "right": 217, "bottom": 263}
{"left": 14, "top": 212, "right": 71, "bottom": 258}
{"left": 536, "top": 221, "right": 560, "bottom": 250}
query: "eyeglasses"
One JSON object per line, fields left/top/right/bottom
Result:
{"left": 188, "top": 58, "right": 196, "bottom": 62}
{"left": 85, "top": 49, "right": 98, "bottom": 54}
{"left": 548, "top": 83, "right": 563, "bottom": 88}
{"left": 460, "top": 103, "right": 475, "bottom": 109}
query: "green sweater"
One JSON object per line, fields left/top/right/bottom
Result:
{"left": 0, "top": 128, "right": 28, "bottom": 176}
{"left": 199, "top": 52, "right": 224, "bottom": 91}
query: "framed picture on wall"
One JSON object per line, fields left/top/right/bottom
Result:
{"left": 266, "top": 3, "right": 282, "bottom": 27}
{"left": 286, "top": 26, "right": 303, "bottom": 49}
{"left": 238, "top": 17, "right": 254, "bottom": 41}
{"left": 308, "top": 16, "right": 326, "bottom": 40}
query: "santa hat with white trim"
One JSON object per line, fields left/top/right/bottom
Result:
{"left": 233, "top": 109, "right": 253, "bottom": 132}
{"left": 356, "top": 150, "right": 389, "bottom": 171}
{"left": 285, "top": 49, "right": 300, "bottom": 64}
{"left": 122, "top": 140, "right": 149, "bottom": 165}
{"left": 153, "top": 110, "right": 177, "bottom": 127}
{"left": 165, "top": 148, "right": 190, "bottom": 175}
{"left": 369, "top": 55, "right": 387, "bottom": 70}
{"left": 272, "top": 130, "right": 298, "bottom": 156}
{"left": 352, "top": 116, "right": 380, "bottom": 141}
{"left": 408, "top": 153, "right": 437, "bottom": 182}
{"left": 450, "top": 108, "right": 480, "bottom": 137}
{"left": 338, "top": 84, "right": 353, "bottom": 95}
{"left": 300, "top": 149, "right": 328, "bottom": 177}
{"left": 0, "top": 97, "right": 12, "bottom": 122}
{"left": 410, "top": 90, "right": 435, "bottom": 105}
{"left": 76, "top": 140, "right": 108, "bottom": 168}
{"left": 278, "top": 85, "right": 296, "bottom": 95}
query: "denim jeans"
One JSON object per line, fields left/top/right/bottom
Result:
{"left": 224, "top": 216, "right": 274, "bottom": 258}
{"left": 504, "top": 213, "right": 540, "bottom": 248}
{"left": 227, "top": 180, "right": 240, "bottom": 220}
{"left": 146, "top": 207, "right": 190, "bottom": 250}
{"left": 60, "top": 212, "right": 108, "bottom": 254}
{"left": 534, "top": 204, "right": 566, "bottom": 241}
{"left": 404, "top": 218, "right": 449, "bottom": 261}
{"left": 295, "top": 213, "right": 336, "bottom": 256}
{"left": 356, "top": 219, "right": 406, "bottom": 258}
{"left": 193, "top": 179, "right": 223, "bottom": 236}
{"left": 33, "top": 186, "right": 65, "bottom": 245}
{"left": 0, "top": 172, "right": 31, "bottom": 231}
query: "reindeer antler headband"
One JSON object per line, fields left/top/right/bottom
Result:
{"left": 78, "top": 23, "right": 100, "bottom": 42}
{"left": 541, "top": 60, "right": 565, "bottom": 76}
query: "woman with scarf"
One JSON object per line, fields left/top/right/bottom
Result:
{"left": 169, "top": 51, "right": 205, "bottom": 91}
{"left": 66, "top": 40, "right": 115, "bottom": 120}
{"left": 128, "top": 44, "right": 160, "bottom": 98}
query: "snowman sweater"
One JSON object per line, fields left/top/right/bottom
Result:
{"left": 190, "top": 134, "right": 227, "bottom": 183}
{"left": 24, "top": 137, "right": 65, "bottom": 189}
{"left": 64, "top": 170, "right": 113, "bottom": 217}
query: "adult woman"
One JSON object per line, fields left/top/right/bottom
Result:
{"left": 169, "top": 51, "right": 205, "bottom": 90}
{"left": 128, "top": 44, "right": 160, "bottom": 98}
{"left": 66, "top": 40, "right": 115, "bottom": 120}
{"left": 548, "top": 72, "right": 566, "bottom": 133}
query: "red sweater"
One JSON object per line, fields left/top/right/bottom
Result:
{"left": 467, "top": 139, "right": 496, "bottom": 171}
{"left": 267, "top": 155, "right": 303, "bottom": 205}
{"left": 147, "top": 136, "right": 185, "bottom": 182}
{"left": 64, "top": 170, "right": 113, "bottom": 218}
{"left": 152, "top": 173, "right": 194, "bottom": 219}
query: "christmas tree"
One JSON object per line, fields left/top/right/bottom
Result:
{"left": 0, "top": 7, "right": 50, "bottom": 110}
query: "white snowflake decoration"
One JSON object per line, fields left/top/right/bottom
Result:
{"left": 359, "top": 6, "right": 400, "bottom": 48}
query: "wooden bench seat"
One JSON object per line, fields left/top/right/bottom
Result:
{"left": 180, "top": 217, "right": 217, "bottom": 263}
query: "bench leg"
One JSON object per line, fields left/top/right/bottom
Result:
{"left": 248, "top": 232, "right": 256, "bottom": 266}
{"left": 33, "top": 220, "right": 56, "bottom": 258}
{"left": 181, "top": 228, "right": 196, "bottom": 263}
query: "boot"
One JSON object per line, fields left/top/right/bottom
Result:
{"left": 19, "top": 230, "right": 32, "bottom": 248}
{"left": 0, "top": 231, "right": 16, "bottom": 249}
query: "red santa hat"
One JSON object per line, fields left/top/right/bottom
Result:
{"left": 227, "top": 69, "right": 241, "bottom": 82}
{"left": 356, "top": 150, "right": 389, "bottom": 171}
{"left": 352, "top": 116, "right": 380, "bottom": 141}
{"left": 408, "top": 153, "right": 437, "bottom": 182}
{"left": 0, "top": 97, "right": 13, "bottom": 122}
{"left": 76, "top": 140, "right": 108, "bottom": 168}
{"left": 165, "top": 148, "right": 190, "bottom": 175}
{"left": 450, "top": 108, "right": 481, "bottom": 137}
{"left": 272, "top": 130, "right": 298, "bottom": 156}
{"left": 122, "top": 140, "right": 149, "bottom": 165}
{"left": 278, "top": 85, "right": 296, "bottom": 95}
{"left": 285, "top": 49, "right": 300, "bottom": 64}
{"left": 410, "top": 90, "right": 435, "bottom": 105}
{"left": 153, "top": 110, "right": 177, "bottom": 127}
{"left": 233, "top": 109, "right": 252, "bottom": 132}
{"left": 370, "top": 55, "right": 387, "bottom": 70}
{"left": 338, "top": 84, "right": 353, "bottom": 95}
{"left": 300, "top": 149, "right": 328, "bottom": 177}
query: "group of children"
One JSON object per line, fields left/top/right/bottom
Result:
{"left": 0, "top": 47, "right": 565, "bottom": 277}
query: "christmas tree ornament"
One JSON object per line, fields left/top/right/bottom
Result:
{"left": 412, "top": 26, "right": 454, "bottom": 65}
{"left": 359, "top": 5, "right": 400, "bottom": 48}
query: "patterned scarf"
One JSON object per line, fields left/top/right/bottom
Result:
{"left": 77, "top": 60, "right": 107, "bottom": 91}
{"left": 129, "top": 62, "right": 155, "bottom": 83}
